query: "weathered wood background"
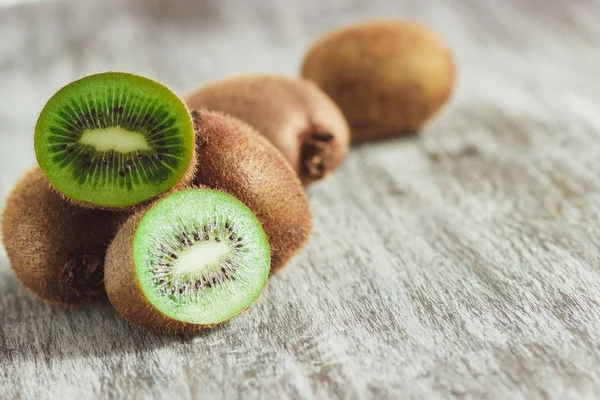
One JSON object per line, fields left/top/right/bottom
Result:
{"left": 1, "top": 0, "right": 600, "bottom": 398}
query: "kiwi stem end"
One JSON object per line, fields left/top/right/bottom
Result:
{"left": 301, "top": 131, "right": 335, "bottom": 181}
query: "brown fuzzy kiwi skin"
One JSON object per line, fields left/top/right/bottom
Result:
{"left": 44, "top": 110, "right": 198, "bottom": 212}
{"left": 185, "top": 75, "right": 350, "bottom": 185}
{"left": 1, "top": 167, "right": 130, "bottom": 306}
{"left": 301, "top": 20, "right": 456, "bottom": 143}
{"left": 189, "top": 110, "right": 312, "bottom": 272}
{"left": 104, "top": 195, "right": 265, "bottom": 334}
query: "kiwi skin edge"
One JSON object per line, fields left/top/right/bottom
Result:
{"left": 190, "top": 110, "right": 313, "bottom": 272}
{"left": 185, "top": 75, "right": 350, "bottom": 186}
{"left": 104, "top": 193, "right": 266, "bottom": 334}
{"left": 105, "top": 212, "right": 199, "bottom": 334}
{"left": 1, "top": 167, "right": 130, "bottom": 306}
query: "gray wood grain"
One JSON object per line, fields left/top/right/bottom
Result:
{"left": 2, "top": 0, "right": 600, "bottom": 398}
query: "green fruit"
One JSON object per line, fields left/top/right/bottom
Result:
{"left": 105, "top": 188, "right": 271, "bottom": 333}
{"left": 34, "top": 72, "right": 196, "bottom": 209}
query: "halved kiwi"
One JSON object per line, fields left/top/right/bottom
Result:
{"left": 34, "top": 72, "right": 196, "bottom": 209}
{"left": 105, "top": 188, "right": 271, "bottom": 333}
{"left": 1, "top": 167, "right": 130, "bottom": 305}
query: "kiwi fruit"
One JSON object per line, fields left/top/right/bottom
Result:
{"left": 301, "top": 20, "right": 455, "bottom": 143}
{"left": 185, "top": 75, "right": 350, "bottom": 185}
{"left": 1, "top": 167, "right": 129, "bottom": 305}
{"left": 34, "top": 72, "right": 197, "bottom": 209}
{"left": 189, "top": 110, "right": 312, "bottom": 272}
{"left": 104, "top": 188, "right": 270, "bottom": 333}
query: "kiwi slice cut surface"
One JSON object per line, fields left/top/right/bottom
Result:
{"left": 105, "top": 188, "right": 270, "bottom": 332}
{"left": 35, "top": 72, "right": 196, "bottom": 208}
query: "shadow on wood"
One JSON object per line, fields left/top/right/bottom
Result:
{"left": 0, "top": 268, "right": 229, "bottom": 365}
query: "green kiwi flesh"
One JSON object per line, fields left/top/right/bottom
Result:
{"left": 106, "top": 188, "right": 270, "bottom": 330}
{"left": 34, "top": 72, "right": 196, "bottom": 208}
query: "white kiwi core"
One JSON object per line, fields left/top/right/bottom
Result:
{"left": 173, "top": 241, "right": 231, "bottom": 277}
{"left": 79, "top": 127, "right": 151, "bottom": 152}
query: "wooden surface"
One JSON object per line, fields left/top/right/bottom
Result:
{"left": 1, "top": 0, "right": 600, "bottom": 398}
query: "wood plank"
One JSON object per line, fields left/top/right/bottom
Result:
{"left": 1, "top": 0, "right": 600, "bottom": 398}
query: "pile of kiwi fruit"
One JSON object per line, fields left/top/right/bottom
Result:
{"left": 1, "top": 19, "right": 455, "bottom": 334}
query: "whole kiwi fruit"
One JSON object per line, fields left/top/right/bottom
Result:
{"left": 34, "top": 72, "right": 197, "bottom": 209}
{"left": 301, "top": 20, "right": 455, "bottom": 142}
{"left": 190, "top": 110, "right": 312, "bottom": 272}
{"left": 185, "top": 75, "right": 350, "bottom": 185}
{"left": 1, "top": 167, "right": 129, "bottom": 305}
{"left": 105, "top": 188, "right": 271, "bottom": 334}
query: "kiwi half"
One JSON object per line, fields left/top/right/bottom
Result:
{"left": 185, "top": 75, "right": 350, "bottom": 185}
{"left": 35, "top": 72, "right": 196, "bottom": 209}
{"left": 301, "top": 20, "right": 455, "bottom": 142}
{"left": 190, "top": 110, "right": 312, "bottom": 272}
{"left": 1, "top": 167, "right": 129, "bottom": 305}
{"left": 105, "top": 188, "right": 270, "bottom": 333}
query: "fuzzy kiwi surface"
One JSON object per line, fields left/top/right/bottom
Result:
{"left": 1, "top": 167, "right": 130, "bottom": 305}
{"left": 190, "top": 110, "right": 312, "bottom": 272}
{"left": 301, "top": 20, "right": 455, "bottom": 143}
{"left": 185, "top": 75, "right": 350, "bottom": 185}
{"left": 34, "top": 72, "right": 197, "bottom": 209}
{"left": 105, "top": 188, "right": 271, "bottom": 334}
